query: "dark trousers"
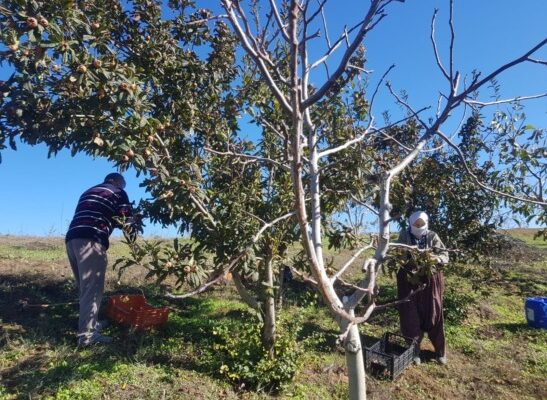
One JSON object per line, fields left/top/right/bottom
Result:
{"left": 397, "top": 268, "right": 446, "bottom": 357}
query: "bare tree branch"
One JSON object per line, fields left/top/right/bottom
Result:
{"left": 269, "top": 0, "right": 291, "bottom": 42}
{"left": 386, "top": 82, "right": 431, "bottom": 129}
{"left": 430, "top": 9, "right": 450, "bottom": 81}
{"left": 204, "top": 146, "right": 290, "bottom": 171}
{"left": 436, "top": 129, "right": 547, "bottom": 206}
{"left": 304, "top": 0, "right": 392, "bottom": 107}
{"left": 222, "top": 0, "right": 293, "bottom": 112}
{"left": 448, "top": 0, "right": 456, "bottom": 82}
{"left": 371, "top": 283, "right": 427, "bottom": 313}
{"left": 185, "top": 14, "right": 228, "bottom": 26}
{"left": 332, "top": 239, "right": 375, "bottom": 281}
{"left": 367, "top": 64, "right": 395, "bottom": 129}
{"left": 462, "top": 38, "right": 547, "bottom": 96}
{"left": 252, "top": 211, "right": 296, "bottom": 243}
{"left": 527, "top": 57, "right": 547, "bottom": 65}
{"left": 464, "top": 93, "right": 547, "bottom": 107}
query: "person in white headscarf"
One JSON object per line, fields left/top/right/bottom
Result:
{"left": 396, "top": 211, "right": 449, "bottom": 365}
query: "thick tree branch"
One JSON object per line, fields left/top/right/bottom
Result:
{"left": 303, "top": 0, "right": 392, "bottom": 107}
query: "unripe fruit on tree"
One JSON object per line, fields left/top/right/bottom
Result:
{"left": 165, "top": 261, "right": 173, "bottom": 269}
{"left": 27, "top": 17, "right": 38, "bottom": 29}
{"left": 147, "top": 135, "right": 155, "bottom": 143}
{"left": 76, "top": 65, "right": 87, "bottom": 74}
{"left": 126, "top": 149, "right": 135, "bottom": 158}
{"left": 183, "top": 266, "right": 191, "bottom": 273}
{"left": 122, "top": 155, "right": 129, "bottom": 162}
{"left": 38, "top": 17, "right": 49, "bottom": 27}
{"left": 91, "top": 22, "right": 100, "bottom": 30}
{"left": 92, "top": 59, "right": 102, "bottom": 68}
{"left": 130, "top": 83, "right": 137, "bottom": 92}
{"left": 143, "top": 148, "right": 152, "bottom": 157}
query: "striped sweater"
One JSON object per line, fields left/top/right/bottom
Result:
{"left": 65, "top": 183, "right": 133, "bottom": 249}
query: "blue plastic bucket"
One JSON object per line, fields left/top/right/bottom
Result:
{"left": 525, "top": 297, "right": 547, "bottom": 329}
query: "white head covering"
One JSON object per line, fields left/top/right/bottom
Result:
{"left": 409, "top": 211, "right": 428, "bottom": 238}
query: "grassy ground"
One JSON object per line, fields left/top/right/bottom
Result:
{"left": 0, "top": 232, "right": 546, "bottom": 399}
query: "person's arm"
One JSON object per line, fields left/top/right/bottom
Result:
{"left": 431, "top": 233, "right": 449, "bottom": 264}
{"left": 117, "top": 190, "right": 133, "bottom": 219}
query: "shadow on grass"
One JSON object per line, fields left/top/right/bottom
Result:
{"left": 494, "top": 322, "right": 545, "bottom": 335}
{"left": 0, "top": 271, "right": 261, "bottom": 397}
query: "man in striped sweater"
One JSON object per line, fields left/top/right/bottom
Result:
{"left": 65, "top": 173, "right": 134, "bottom": 346}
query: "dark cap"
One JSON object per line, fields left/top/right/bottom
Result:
{"left": 104, "top": 172, "right": 125, "bottom": 183}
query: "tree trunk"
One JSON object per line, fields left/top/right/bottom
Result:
{"left": 341, "top": 310, "right": 367, "bottom": 400}
{"left": 261, "top": 256, "right": 276, "bottom": 354}
{"left": 232, "top": 271, "right": 261, "bottom": 320}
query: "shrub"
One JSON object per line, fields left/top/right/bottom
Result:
{"left": 444, "top": 288, "right": 475, "bottom": 324}
{"left": 212, "top": 316, "right": 302, "bottom": 393}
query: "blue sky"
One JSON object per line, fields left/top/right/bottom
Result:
{"left": 1, "top": 0, "right": 546, "bottom": 236}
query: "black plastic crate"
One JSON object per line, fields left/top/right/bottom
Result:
{"left": 364, "top": 332, "right": 417, "bottom": 380}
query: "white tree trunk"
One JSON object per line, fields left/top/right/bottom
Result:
{"left": 342, "top": 310, "right": 367, "bottom": 400}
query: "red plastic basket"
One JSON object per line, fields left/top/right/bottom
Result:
{"left": 106, "top": 294, "right": 169, "bottom": 330}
